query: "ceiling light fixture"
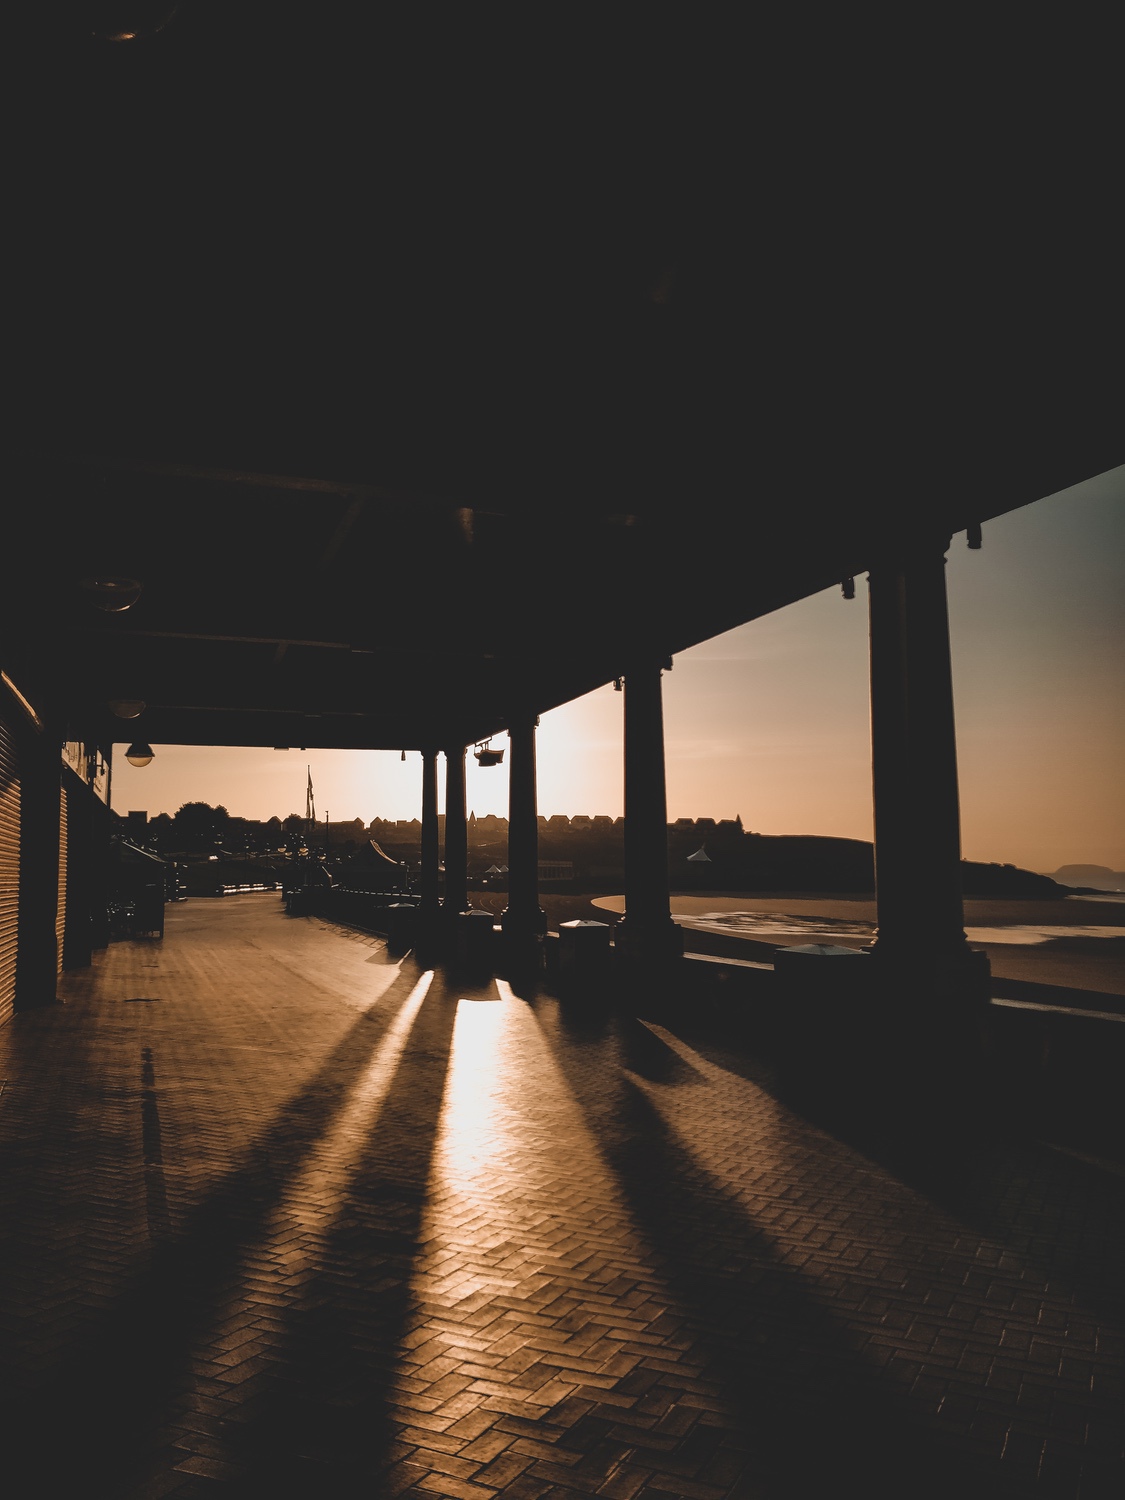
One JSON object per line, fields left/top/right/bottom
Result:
{"left": 81, "top": 577, "right": 143, "bottom": 612}
{"left": 109, "top": 698, "right": 146, "bottom": 718}
{"left": 87, "top": 3, "right": 182, "bottom": 42}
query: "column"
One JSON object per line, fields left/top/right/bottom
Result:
{"left": 418, "top": 749, "right": 440, "bottom": 947}
{"left": 501, "top": 711, "right": 547, "bottom": 947}
{"left": 15, "top": 717, "right": 62, "bottom": 1008}
{"left": 89, "top": 787, "right": 112, "bottom": 951}
{"left": 62, "top": 767, "right": 93, "bottom": 969}
{"left": 867, "top": 537, "right": 987, "bottom": 992}
{"left": 616, "top": 659, "right": 683, "bottom": 963}
{"left": 442, "top": 744, "right": 468, "bottom": 922}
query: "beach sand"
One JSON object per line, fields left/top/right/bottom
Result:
{"left": 463, "top": 888, "right": 1125, "bottom": 995}
{"left": 589, "top": 893, "right": 1125, "bottom": 996}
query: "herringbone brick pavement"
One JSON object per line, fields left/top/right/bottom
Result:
{"left": 0, "top": 896, "right": 1120, "bottom": 1498}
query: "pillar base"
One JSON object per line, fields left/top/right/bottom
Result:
{"left": 614, "top": 918, "right": 684, "bottom": 966}
{"left": 500, "top": 907, "right": 548, "bottom": 939}
{"left": 500, "top": 926, "right": 546, "bottom": 978}
{"left": 414, "top": 907, "right": 442, "bottom": 964}
{"left": 865, "top": 941, "right": 991, "bottom": 1011}
{"left": 15, "top": 989, "right": 62, "bottom": 1012}
{"left": 773, "top": 943, "right": 993, "bottom": 1138}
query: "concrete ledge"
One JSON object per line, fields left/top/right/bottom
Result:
{"left": 983, "top": 997, "right": 1125, "bottom": 1163}
{"left": 990, "top": 976, "right": 1125, "bottom": 1017}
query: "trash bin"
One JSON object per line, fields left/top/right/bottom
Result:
{"left": 134, "top": 881, "right": 165, "bottom": 937}
{"left": 385, "top": 902, "right": 418, "bottom": 953}
{"left": 558, "top": 919, "right": 611, "bottom": 979}
{"left": 772, "top": 942, "right": 867, "bottom": 994}
{"left": 772, "top": 943, "right": 872, "bottom": 1096}
{"left": 456, "top": 909, "right": 497, "bottom": 971}
{"left": 286, "top": 886, "right": 318, "bottom": 916}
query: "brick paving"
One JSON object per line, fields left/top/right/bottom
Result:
{"left": 0, "top": 896, "right": 1121, "bottom": 1499}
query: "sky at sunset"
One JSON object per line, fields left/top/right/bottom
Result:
{"left": 113, "top": 467, "right": 1124, "bottom": 875}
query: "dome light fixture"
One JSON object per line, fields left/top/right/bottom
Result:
{"left": 125, "top": 741, "right": 154, "bottom": 768}
{"left": 81, "top": 576, "right": 143, "bottom": 613}
{"left": 87, "top": 3, "right": 182, "bottom": 42}
{"left": 109, "top": 698, "right": 146, "bottom": 719}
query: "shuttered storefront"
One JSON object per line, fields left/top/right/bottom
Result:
{"left": 0, "top": 717, "right": 20, "bottom": 1027}
{"left": 61, "top": 768, "right": 92, "bottom": 970}
{"left": 56, "top": 779, "right": 67, "bottom": 976}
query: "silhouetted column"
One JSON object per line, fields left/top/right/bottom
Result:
{"left": 867, "top": 539, "right": 985, "bottom": 988}
{"left": 90, "top": 789, "right": 112, "bottom": 951}
{"left": 419, "top": 749, "right": 440, "bottom": 942}
{"left": 616, "top": 659, "right": 683, "bottom": 963}
{"left": 502, "top": 712, "right": 546, "bottom": 947}
{"left": 16, "top": 718, "right": 62, "bottom": 1008}
{"left": 442, "top": 744, "right": 468, "bottom": 921}
{"left": 62, "top": 765, "right": 93, "bottom": 969}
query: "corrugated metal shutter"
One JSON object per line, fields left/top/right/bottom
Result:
{"left": 62, "top": 771, "right": 86, "bottom": 969}
{"left": 56, "top": 779, "right": 67, "bottom": 976}
{"left": 0, "top": 718, "right": 20, "bottom": 1028}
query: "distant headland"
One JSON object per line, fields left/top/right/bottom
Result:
{"left": 115, "top": 805, "right": 1087, "bottom": 899}
{"left": 1048, "top": 864, "right": 1125, "bottom": 893}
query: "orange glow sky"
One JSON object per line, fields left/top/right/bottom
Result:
{"left": 113, "top": 467, "right": 1124, "bottom": 874}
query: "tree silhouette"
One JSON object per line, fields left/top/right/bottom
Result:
{"left": 171, "top": 802, "right": 230, "bottom": 851}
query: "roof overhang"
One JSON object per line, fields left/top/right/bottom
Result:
{"left": 7, "top": 9, "right": 1120, "bottom": 753}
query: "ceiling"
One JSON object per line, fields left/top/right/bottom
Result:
{"left": 7, "top": 6, "right": 1121, "bottom": 753}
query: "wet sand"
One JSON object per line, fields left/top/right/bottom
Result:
{"left": 589, "top": 893, "right": 1125, "bottom": 995}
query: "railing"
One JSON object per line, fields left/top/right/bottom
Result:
{"left": 285, "top": 885, "right": 417, "bottom": 932}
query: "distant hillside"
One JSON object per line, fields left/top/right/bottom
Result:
{"left": 683, "top": 833, "right": 1069, "bottom": 898}
{"left": 1050, "top": 864, "right": 1125, "bottom": 892}
{"left": 328, "top": 815, "right": 1079, "bottom": 898}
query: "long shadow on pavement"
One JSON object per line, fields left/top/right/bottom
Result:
{"left": 216, "top": 969, "right": 460, "bottom": 1495}
{"left": 649, "top": 997, "right": 1125, "bottom": 1333}
{"left": 542, "top": 1008, "right": 1027, "bottom": 1500}
{"left": 0, "top": 961, "right": 435, "bottom": 1497}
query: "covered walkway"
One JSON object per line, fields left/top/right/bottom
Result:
{"left": 0, "top": 896, "right": 1120, "bottom": 1498}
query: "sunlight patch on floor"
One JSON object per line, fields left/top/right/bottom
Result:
{"left": 408, "top": 980, "right": 672, "bottom": 1376}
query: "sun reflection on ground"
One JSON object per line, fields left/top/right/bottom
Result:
{"left": 409, "top": 980, "right": 665, "bottom": 1354}
{"left": 430, "top": 986, "right": 519, "bottom": 1192}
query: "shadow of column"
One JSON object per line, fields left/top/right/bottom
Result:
{"left": 0, "top": 962, "right": 437, "bottom": 1496}
{"left": 539, "top": 1009, "right": 1023, "bottom": 1500}
{"left": 215, "top": 971, "right": 461, "bottom": 1493}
